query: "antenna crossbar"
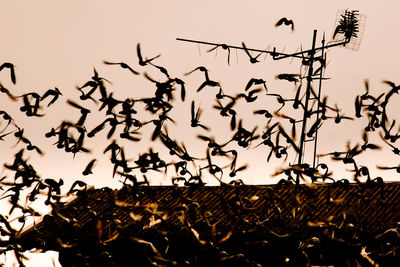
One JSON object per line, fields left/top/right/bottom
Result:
{"left": 177, "top": 37, "right": 348, "bottom": 62}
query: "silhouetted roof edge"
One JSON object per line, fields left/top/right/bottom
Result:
{"left": 16, "top": 181, "right": 400, "bottom": 251}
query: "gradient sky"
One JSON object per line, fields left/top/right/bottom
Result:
{"left": 1, "top": 1, "right": 400, "bottom": 265}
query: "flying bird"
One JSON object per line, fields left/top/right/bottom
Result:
{"left": 242, "top": 42, "right": 263, "bottom": 64}
{"left": 0, "top": 82, "right": 17, "bottom": 101}
{"left": 377, "top": 165, "right": 400, "bottom": 173}
{"left": 149, "top": 62, "right": 170, "bottom": 78}
{"left": 0, "top": 131, "right": 14, "bottom": 141}
{"left": 275, "top": 17, "right": 295, "bottom": 31}
{"left": 103, "top": 60, "right": 140, "bottom": 75}
{"left": 207, "top": 43, "right": 231, "bottom": 65}
{"left": 245, "top": 78, "right": 267, "bottom": 92}
{"left": 41, "top": 87, "right": 62, "bottom": 107}
{"left": 327, "top": 104, "right": 354, "bottom": 124}
{"left": 0, "top": 110, "right": 14, "bottom": 129}
{"left": 276, "top": 73, "right": 299, "bottom": 83}
{"left": 236, "top": 88, "right": 262, "bottom": 103}
{"left": 190, "top": 101, "right": 209, "bottom": 130}
{"left": 82, "top": 159, "right": 97, "bottom": 176}
{"left": 136, "top": 43, "right": 161, "bottom": 66}
{"left": 184, "top": 66, "right": 210, "bottom": 81}
{"left": 66, "top": 99, "right": 91, "bottom": 115}
{"left": 0, "top": 63, "right": 16, "bottom": 84}
{"left": 254, "top": 109, "right": 273, "bottom": 119}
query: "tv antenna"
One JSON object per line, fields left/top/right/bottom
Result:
{"left": 177, "top": 9, "right": 366, "bottom": 184}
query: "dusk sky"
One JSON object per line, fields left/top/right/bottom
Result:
{"left": 2, "top": 1, "right": 400, "bottom": 265}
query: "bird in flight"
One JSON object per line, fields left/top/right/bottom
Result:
{"left": 207, "top": 43, "right": 231, "bottom": 65}
{"left": 276, "top": 73, "right": 299, "bottom": 83}
{"left": 235, "top": 88, "right": 262, "bottom": 103}
{"left": 184, "top": 66, "right": 210, "bottom": 81}
{"left": 0, "top": 63, "right": 16, "bottom": 84}
{"left": 245, "top": 78, "right": 267, "bottom": 92}
{"left": 0, "top": 131, "right": 14, "bottom": 141}
{"left": 82, "top": 159, "right": 97, "bottom": 176}
{"left": 275, "top": 17, "right": 295, "bottom": 31}
{"left": 0, "top": 82, "right": 17, "bottom": 101}
{"left": 190, "top": 101, "right": 209, "bottom": 130}
{"left": 41, "top": 87, "right": 62, "bottom": 107}
{"left": 137, "top": 43, "right": 161, "bottom": 66}
{"left": 242, "top": 42, "right": 263, "bottom": 64}
{"left": 103, "top": 60, "right": 140, "bottom": 75}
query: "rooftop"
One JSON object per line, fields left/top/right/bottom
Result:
{"left": 16, "top": 182, "right": 400, "bottom": 266}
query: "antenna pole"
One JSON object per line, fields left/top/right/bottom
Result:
{"left": 312, "top": 34, "right": 326, "bottom": 168}
{"left": 296, "top": 30, "right": 317, "bottom": 184}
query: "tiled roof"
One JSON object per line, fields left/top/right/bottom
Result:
{"left": 17, "top": 182, "right": 400, "bottom": 251}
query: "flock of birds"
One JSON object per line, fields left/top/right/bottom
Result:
{"left": 0, "top": 17, "right": 399, "bottom": 264}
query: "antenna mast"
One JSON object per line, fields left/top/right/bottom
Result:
{"left": 176, "top": 9, "right": 366, "bottom": 184}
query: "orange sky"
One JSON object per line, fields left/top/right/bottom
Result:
{"left": 1, "top": 1, "right": 400, "bottom": 265}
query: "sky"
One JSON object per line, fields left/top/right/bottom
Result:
{"left": 1, "top": 1, "right": 400, "bottom": 265}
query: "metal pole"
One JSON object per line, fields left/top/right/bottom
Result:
{"left": 296, "top": 30, "right": 317, "bottom": 184}
{"left": 176, "top": 38, "right": 271, "bottom": 54}
{"left": 176, "top": 37, "right": 347, "bottom": 61}
{"left": 312, "top": 34, "right": 326, "bottom": 168}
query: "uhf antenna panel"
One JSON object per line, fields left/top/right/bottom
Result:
{"left": 332, "top": 9, "right": 366, "bottom": 51}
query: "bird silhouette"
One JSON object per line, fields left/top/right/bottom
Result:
{"left": 0, "top": 110, "right": 14, "bottom": 130}
{"left": 327, "top": 104, "right": 354, "bottom": 124}
{"left": 207, "top": 43, "right": 231, "bottom": 65}
{"left": 258, "top": 121, "right": 279, "bottom": 143}
{"left": 266, "top": 93, "right": 290, "bottom": 112}
{"left": 0, "top": 82, "right": 17, "bottom": 101}
{"left": 197, "top": 134, "right": 229, "bottom": 155}
{"left": 241, "top": 42, "right": 263, "bottom": 64}
{"left": 0, "top": 131, "right": 14, "bottom": 141}
{"left": 253, "top": 109, "right": 273, "bottom": 119}
{"left": 66, "top": 99, "right": 91, "bottom": 115}
{"left": 137, "top": 43, "right": 161, "bottom": 66}
{"left": 0, "top": 62, "right": 16, "bottom": 84}
{"left": 67, "top": 180, "right": 87, "bottom": 195}
{"left": 201, "top": 149, "right": 224, "bottom": 178}
{"left": 213, "top": 99, "right": 237, "bottom": 130}
{"left": 277, "top": 125, "right": 299, "bottom": 153}
{"left": 377, "top": 165, "right": 400, "bottom": 173}
{"left": 190, "top": 101, "right": 209, "bottom": 130}
{"left": 229, "top": 164, "right": 247, "bottom": 178}
{"left": 103, "top": 60, "right": 140, "bottom": 75}
{"left": 184, "top": 66, "right": 210, "bottom": 81}
{"left": 196, "top": 80, "right": 221, "bottom": 93}
{"left": 98, "top": 92, "right": 122, "bottom": 115}
{"left": 354, "top": 95, "right": 363, "bottom": 118}
{"left": 245, "top": 78, "right": 268, "bottom": 92}
{"left": 103, "top": 140, "right": 121, "bottom": 163}
{"left": 291, "top": 84, "right": 304, "bottom": 110}
{"left": 41, "top": 87, "right": 62, "bottom": 107}
{"left": 16, "top": 92, "right": 43, "bottom": 117}
{"left": 82, "top": 159, "right": 97, "bottom": 176}
{"left": 306, "top": 118, "right": 322, "bottom": 138}
{"left": 379, "top": 132, "right": 400, "bottom": 155}
{"left": 331, "top": 141, "right": 362, "bottom": 164}
{"left": 275, "top": 17, "right": 294, "bottom": 31}
{"left": 360, "top": 131, "right": 380, "bottom": 151}
{"left": 158, "top": 128, "right": 180, "bottom": 156}
{"left": 170, "top": 78, "right": 186, "bottom": 102}
{"left": 231, "top": 120, "right": 259, "bottom": 148}
{"left": 149, "top": 62, "right": 170, "bottom": 78}
{"left": 236, "top": 88, "right": 262, "bottom": 103}
{"left": 120, "top": 129, "right": 141, "bottom": 142}
{"left": 360, "top": 79, "right": 371, "bottom": 101}
{"left": 276, "top": 73, "right": 299, "bottom": 83}
{"left": 274, "top": 112, "right": 301, "bottom": 139}
{"left": 92, "top": 67, "right": 111, "bottom": 84}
